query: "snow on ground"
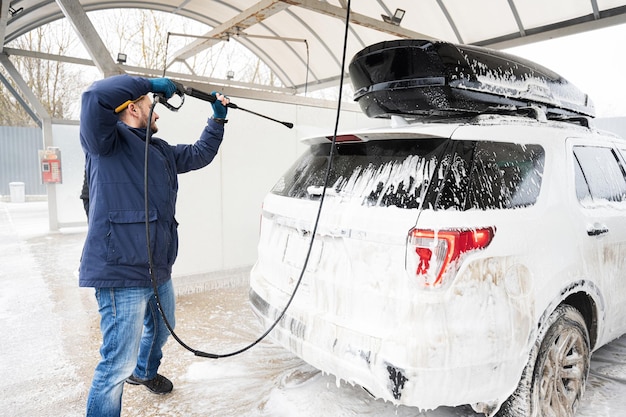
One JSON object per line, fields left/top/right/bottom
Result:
{"left": 1, "top": 201, "right": 626, "bottom": 417}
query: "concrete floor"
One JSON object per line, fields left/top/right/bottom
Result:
{"left": 2, "top": 201, "right": 626, "bottom": 417}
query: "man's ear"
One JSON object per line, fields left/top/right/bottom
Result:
{"left": 127, "top": 103, "right": 138, "bottom": 116}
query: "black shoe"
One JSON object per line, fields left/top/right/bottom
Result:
{"left": 126, "top": 374, "right": 173, "bottom": 395}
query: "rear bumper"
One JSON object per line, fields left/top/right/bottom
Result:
{"left": 249, "top": 284, "right": 529, "bottom": 410}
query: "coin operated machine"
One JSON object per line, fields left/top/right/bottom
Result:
{"left": 39, "top": 147, "right": 62, "bottom": 184}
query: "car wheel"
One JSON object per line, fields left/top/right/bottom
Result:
{"left": 497, "top": 304, "right": 590, "bottom": 417}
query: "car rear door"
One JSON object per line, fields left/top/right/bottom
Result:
{"left": 569, "top": 137, "right": 626, "bottom": 342}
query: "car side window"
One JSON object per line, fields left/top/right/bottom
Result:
{"left": 434, "top": 141, "right": 545, "bottom": 210}
{"left": 574, "top": 157, "right": 592, "bottom": 203}
{"left": 573, "top": 146, "right": 626, "bottom": 207}
{"left": 617, "top": 148, "right": 626, "bottom": 169}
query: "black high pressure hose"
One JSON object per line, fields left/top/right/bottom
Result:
{"left": 144, "top": 0, "right": 352, "bottom": 359}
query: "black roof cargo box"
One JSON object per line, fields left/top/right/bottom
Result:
{"left": 349, "top": 39, "right": 595, "bottom": 120}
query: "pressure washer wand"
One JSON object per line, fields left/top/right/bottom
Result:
{"left": 176, "top": 83, "right": 294, "bottom": 129}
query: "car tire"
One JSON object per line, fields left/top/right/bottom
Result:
{"left": 496, "top": 304, "right": 590, "bottom": 417}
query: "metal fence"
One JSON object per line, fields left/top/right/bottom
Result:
{"left": 0, "top": 126, "right": 46, "bottom": 196}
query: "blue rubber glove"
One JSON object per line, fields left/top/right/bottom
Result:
{"left": 211, "top": 91, "right": 228, "bottom": 119}
{"left": 149, "top": 78, "right": 177, "bottom": 99}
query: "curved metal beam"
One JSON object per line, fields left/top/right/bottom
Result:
{"left": 56, "top": 0, "right": 123, "bottom": 77}
{"left": 436, "top": 0, "right": 462, "bottom": 44}
{"left": 508, "top": 0, "right": 526, "bottom": 37}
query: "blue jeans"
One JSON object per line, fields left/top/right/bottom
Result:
{"left": 85, "top": 280, "right": 175, "bottom": 417}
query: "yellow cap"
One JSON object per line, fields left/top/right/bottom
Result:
{"left": 114, "top": 95, "right": 145, "bottom": 113}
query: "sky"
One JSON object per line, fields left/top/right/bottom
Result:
{"left": 503, "top": 22, "right": 626, "bottom": 118}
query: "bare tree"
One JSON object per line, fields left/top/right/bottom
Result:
{"left": 0, "top": 22, "right": 85, "bottom": 126}
{"left": 91, "top": 9, "right": 283, "bottom": 86}
{"left": 93, "top": 9, "right": 171, "bottom": 71}
{"left": 0, "top": 8, "right": 283, "bottom": 126}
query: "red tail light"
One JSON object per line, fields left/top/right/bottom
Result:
{"left": 406, "top": 227, "right": 495, "bottom": 288}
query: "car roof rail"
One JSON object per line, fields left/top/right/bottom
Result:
{"left": 386, "top": 106, "right": 593, "bottom": 129}
{"left": 470, "top": 106, "right": 594, "bottom": 128}
{"left": 549, "top": 115, "right": 592, "bottom": 128}
{"left": 513, "top": 106, "right": 547, "bottom": 122}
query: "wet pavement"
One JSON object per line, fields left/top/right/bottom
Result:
{"left": 2, "top": 201, "right": 626, "bottom": 417}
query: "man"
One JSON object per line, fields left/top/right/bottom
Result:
{"left": 79, "top": 74, "right": 229, "bottom": 417}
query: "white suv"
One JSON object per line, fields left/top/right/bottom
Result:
{"left": 249, "top": 40, "right": 626, "bottom": 417}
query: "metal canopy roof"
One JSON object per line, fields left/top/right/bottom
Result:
{"left": 2, "top": 0, "right": 626, "bottom": 95}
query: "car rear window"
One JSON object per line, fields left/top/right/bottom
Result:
{"left": 271, "top": 138, "right": 545, "bottom": 211}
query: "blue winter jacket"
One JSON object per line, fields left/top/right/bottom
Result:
{"left": 79, "top": 75, "right": 224, "bottom": 288}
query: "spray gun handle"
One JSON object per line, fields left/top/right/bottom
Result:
{"left": 155, "top": 80, "right": 186, "bottom": 112}
{"left": 172, "top": 80, "right": 185, "bottom": 95}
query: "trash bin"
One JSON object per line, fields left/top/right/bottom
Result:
{"left": 9, "top": 182, "right": 25, "bottom": 203}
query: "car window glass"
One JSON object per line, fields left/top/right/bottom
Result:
{"left": 573, "top": 146, "right": 626, "bottom": 206}
{"left": 271, "top": 138, "right": 447, "bottom": 209}
{"left": 272, "top": 138, "right": 544, "bottom": 211}
{"left": 434, "top": 141, "right": 545, "bottom": 210}
{"left": 617, "top": 148, "right": 626, "bottom": 167}
{"left": 573, "top": 156, "right": 592, "bottom": 203}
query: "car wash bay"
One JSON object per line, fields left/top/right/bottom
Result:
{"left": 2, "top": 201, "right": 626, "bottom": 417}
